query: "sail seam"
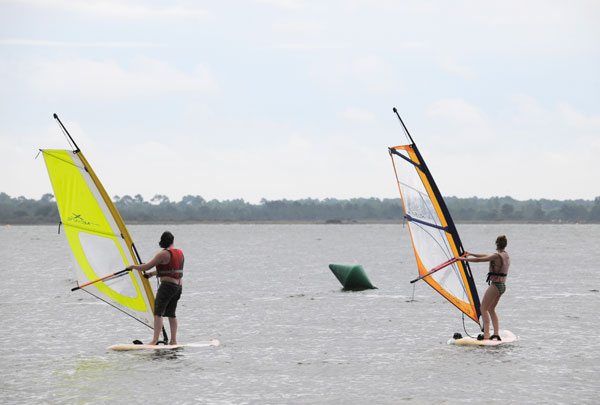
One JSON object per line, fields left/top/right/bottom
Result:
{"left": 81, "top": 288, "right": 153, "bottom": 329}
{"left": 40, "top": 150, "right": 86, "bottom": 171}
{"left": 389, "top": 147, "right": 420, "bottom": 167}
{"left": 405, "top": 214, "right": 448, "bottom": 231}
{"left": 61, "top": 222, "right": 121, "bottom": 239}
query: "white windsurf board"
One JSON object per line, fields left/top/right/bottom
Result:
{"left": 108, "top": 339, "right": 220, "bottom": 351}
{"left": 448, "top": 330, "right": 517, "bottom": 346}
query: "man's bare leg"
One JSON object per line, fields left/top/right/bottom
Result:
{"left": 168, "top": 317, "right": 178, "bottom": 345}
{"left": 148, "top": 315, "right": 163, "bottom": 345}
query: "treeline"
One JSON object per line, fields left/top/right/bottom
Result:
{"left": 1, "top": 192, "right": 599, "bottom": 224}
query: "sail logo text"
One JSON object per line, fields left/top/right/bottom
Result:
{"left": 67, "top": 213, "right": 98, "bottom": 227}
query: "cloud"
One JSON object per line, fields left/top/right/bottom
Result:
{"left": 509, "top": 95, "right": 600, "bottom": 144}
{"left": 353, "top": 55, "right": 400, "bottom": 94}
{"left": 438, "top": 56, "right": 474, "bottom": 79}
{"left": 3, "top": 1, "right": 599, "bottom": 203}
{"left": 0, "top": 119, "right": 93, "bottom": 200}
{"left": 426, "top": 99, "right": 495, "bottom": 148}
{"left": 267, "top": 19, "right": 330, "bottom": 50}
{"left": 339, "top": 107, "right": 376, "bottom": 124}
{"left": 308, "top": 54, "right": 402, "bottom": 95}
{"left": 558, "top": 103, "right": 600, "bottom": 132}
{"left": 272, "top": 20, "right": 323, "bottom": 37}
{"left": 14, "top": 0, "right": 209, "bottom": 19}
{"left": 8, "top": 97, "right": 600, "bottom": 203}
{"left": 26, "top": 57, "right": 218, "bottom": 100}
{"left": 254, "top": 0, "right": 305, "bottom": 10}
{"left": 0, "top": 39, "right": 158, "bottom": 48}
{"left": 43, "top": 128, "right": 392, "bottom": 203}
{"left": 420, "top": 96, "right": 600, "bottom": 200}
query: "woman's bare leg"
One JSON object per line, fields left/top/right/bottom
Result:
{"left": 488, "top": 292, "right": 502, "bottom": 336}
{"left": 480, "top": 286, "right": 501, "bottom": 339}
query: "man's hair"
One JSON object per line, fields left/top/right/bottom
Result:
{"left": 159, "top": 231, "right": 174, "bottom": 248}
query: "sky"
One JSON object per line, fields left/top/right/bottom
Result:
{"left": 1, "top": 0, "right": 599, "bottom": 203}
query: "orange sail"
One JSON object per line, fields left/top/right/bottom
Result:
{"left": 388, "top": 109, "right": 480, "bottom": 324}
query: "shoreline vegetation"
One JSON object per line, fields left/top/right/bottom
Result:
{"left": 2, "top": 192, "right": 599, "bottom": 225}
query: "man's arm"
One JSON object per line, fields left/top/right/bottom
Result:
{"left": 126, "top": 250, "right": 169, "bottom": 272}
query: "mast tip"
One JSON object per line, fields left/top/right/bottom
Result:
{"left": 53, "top": 113, "right": 58, "bottom": 119}
{"left": 393, "top": 107, "right": 397, "bottom": 113}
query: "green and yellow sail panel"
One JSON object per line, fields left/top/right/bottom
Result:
{"left": 388, "top": 117, "right": 480, "bottom": 324}
{"left": 41, "top": 149, "right": 155, "bottom": 328}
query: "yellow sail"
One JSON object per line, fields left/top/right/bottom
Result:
{"left": 41, "top": 149, "right": 155, "bottom": 328}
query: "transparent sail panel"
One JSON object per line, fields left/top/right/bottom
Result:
{"left": 79, "top": 233, "right": 137, "bottom": 298}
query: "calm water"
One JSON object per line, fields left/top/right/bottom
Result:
{"left": 1, "top": 223, "right": 599, "bottom": 404}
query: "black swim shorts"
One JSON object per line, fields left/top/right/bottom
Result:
{"left": 154, "top": 281, "right": 182, "bottom": 318}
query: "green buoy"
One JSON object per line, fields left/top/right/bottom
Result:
{"left": 328, "top": 264, "right": 377, "bottom": 290}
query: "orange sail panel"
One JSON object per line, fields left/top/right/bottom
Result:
{"left": 389, "top": 133, "right": 480, "bottom": 324}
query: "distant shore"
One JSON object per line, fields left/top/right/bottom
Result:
{"left": 2, "top": 192, "right": 598, "bottom": 225}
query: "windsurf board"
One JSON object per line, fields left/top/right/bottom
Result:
{"left": 108, "top": 339, "right": 220, "bottom": 351}
{"left": 448, "top": 330, "right": 517, "bottom": 346}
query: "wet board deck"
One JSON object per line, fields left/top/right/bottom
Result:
{"left": 108, "top": 339, "right": 220, "bottom": 351}
{"left": 448, "top": 330, "right": 517, "bottom": 346}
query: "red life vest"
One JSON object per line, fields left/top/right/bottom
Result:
{"left": 156, "top": 248, "right": 184, "bottom": 279}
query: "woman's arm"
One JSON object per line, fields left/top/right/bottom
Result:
{"left": 463, "top": 252, "right": 497, "bottom": 263}
{"left": 465, "top": 251, "right": 487, "bottom": 258}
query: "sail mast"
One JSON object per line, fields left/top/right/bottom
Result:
{"left": 53, "top": 113, "right": 80, "bottom": 153}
